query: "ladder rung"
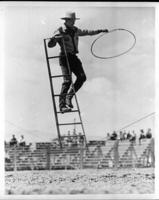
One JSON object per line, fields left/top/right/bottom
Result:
{"left": 48, "top": 56, "right": 61, "bottom": 59}
{"left": 51, "top": 74, "right": 71, "bottom": 78}
{"left": 59, "top": 122, "right": 82, "bottom": 126}
{"left": 57, "top": 110, "right": 79, "bottom": 114}
{"left": 54, "top": 94, "right": 61, "bottom": 97}
{"left": 54, "top": 94, "right": 75, "bottom": 97}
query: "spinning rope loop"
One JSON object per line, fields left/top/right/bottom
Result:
{"left": 91, "top": 28, "right": 136, "bottom": 59}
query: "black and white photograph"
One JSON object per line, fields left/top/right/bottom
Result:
{"left": 0, "top": 1, "right": 158, "bottom": 198}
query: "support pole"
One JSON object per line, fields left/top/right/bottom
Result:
{"left": 150, "top": 138, "right": 155, "bottom": 167}
{"left": 14, "top": 146, "right": 17, "bottom": 171}
{"left": 113, "top": 140, "right": 119, "bottom": 169}
{"left": 46, "top": 145, "right": 51, "bottom": 170}
{"left": 44, "top": 39, "right": 62, "bottom": 148}
{"left": 130, "top": 141, "right": 137, "bottom": 168}
{"left": 80, "top": 146, "right": 84, "bottom": 169}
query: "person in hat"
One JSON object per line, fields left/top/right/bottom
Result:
{"left": 48, "top": 12, "right": 109, "bottom": 113}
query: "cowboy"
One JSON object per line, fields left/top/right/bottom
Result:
{"left": 48, "top": 12, "right": 109, "bottom": 113}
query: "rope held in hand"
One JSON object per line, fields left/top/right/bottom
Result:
{"left": 91, "top": 28, "right": 136, "bottom": 59}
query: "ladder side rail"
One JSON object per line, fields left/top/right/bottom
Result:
{"left": 61, "top": 38, "right": 88, "bottom": 147}
{"left": 43, "top": 39, "right": 62, "bottom": 148}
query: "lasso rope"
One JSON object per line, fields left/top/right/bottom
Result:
{"left": 91, "top": 28, "right": 136, "bottom": 59}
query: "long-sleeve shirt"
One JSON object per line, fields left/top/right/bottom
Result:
{"left": 48, "top": 24, "right": 103, "bottom": 54}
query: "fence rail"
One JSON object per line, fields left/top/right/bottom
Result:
{"left": 5, "top": 138, "right": 155, "bottom": 171}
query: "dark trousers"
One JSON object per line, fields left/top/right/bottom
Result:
{"left": 59, "top": 53, "right": 86, "bottom": 108}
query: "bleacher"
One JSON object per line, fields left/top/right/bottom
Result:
{"left": 5, "top": 138, "right": 154, "bottom": 171}
{"left": 98, "top": 141, "right": 115, "bottom": 168}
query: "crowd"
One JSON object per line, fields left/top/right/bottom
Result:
{"left": 106, "top": 128, "right": 152, "bottom": 144}
{"left": 6, "top": 135, "right": 26, "bottom": 147}
{"left": 58, "top": 131, "right": 85, "bottom": 147}
{"left": 5, "top": 128, "right": 152, "bottom": 149}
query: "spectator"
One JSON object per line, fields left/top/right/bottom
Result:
{"left": 19, "top": 135, "right": 26, "bottom": 147}
{"left": 72, "top": 133, "right": 78, "bottom": 146}
{"left": 9, "top": 134, "right": 18, "bottom": 147}
{"left": 67, "top": 131, "right": 72, "bottom": 147}
{"left": 127, "top": 131, "right": 131, "bottom": 140}
{"left": 63, "top": 135, "right": 69, "bottom": 147}
{"left": 119, "top": 131, "right": 124, "bottom": 141}
{"left": 129, "top": 130, "right": 136, "bottom": 143}
{"left": 139, "top": 129, "right": 145, "bottom": 145}
{"left": 123, "top": 131, "right": 127, "bottom": 140}
{"left": 78, "top": 132, "right": 84, "bottom": 146}
{"left": 110, "top": 131, "right": 117, "bottom": 140}
{"left": 146, "top": 128, "right": 152, "bottom": 139}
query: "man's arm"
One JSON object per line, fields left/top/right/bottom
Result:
{"left": 77, "top": 28, "right": 109, "bottom": 36}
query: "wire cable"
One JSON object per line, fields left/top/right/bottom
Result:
{"left": 100, "top": 112, "right": 155, "bottom": 140}
{"left": 5, "top": 120, "right": 52, "bottom": 140}
{"left": 116, "top": 112, "right": 155, "bottom": 133}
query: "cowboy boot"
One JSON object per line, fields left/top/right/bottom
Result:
{"left": 59, "top": 94, "right": 71, "bottom": 113}
{"left": 60, "top": 105, "right": 71, "bottom": 113}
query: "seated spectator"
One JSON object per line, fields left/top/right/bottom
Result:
{"left": 67, "top": 131, "right": 73, "bottom": 147}
{"left": 61, "top": 134, "right": 68, "bottom": 147}
{"left": 139, "top": 129, "right": 145, "bottom": 139}
{"left": 78, "top": 132, "right": 84, "bottom": 146}
{"left": 19, "top": 135, "right": 26, "bottom": 147}
{"left": 129, "top": 130, "right": 136, "bottom": 143}
{"left": 9, "top": 134, "right": 18, "bottom": 147}
{"left": 119, "top": 131, "right": 124, "bottom": 141}
{"left": 64, "top": 137, "right": 69, "bottom": 147}
{"left": 110, "top": 131, "right": 117, "bottom": 140}
{"left": 146, "top": 128, "right": 152, "bottom": 139}
{"left": 139, "top": 129, "right": 145, "bottom": 145}
{"left": 72, "top": 136, "right": 78, "bottom": 147}
{"left": 123, "top": 131, "right": 127, "bottom": 140}
{"left": 126, "top": 131, "right": 131, "bottom": 140}
{"left": 71, "top": 131, "right": 78, "bottom": 146}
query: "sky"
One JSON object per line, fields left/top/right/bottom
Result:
{"left": 0, "top": 2, "right": 156, "bottom": 144}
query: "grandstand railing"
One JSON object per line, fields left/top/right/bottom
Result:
{"left": 5, "top": 138, "right": 155, "bottom": 171}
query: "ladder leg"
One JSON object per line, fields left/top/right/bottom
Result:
{"left": 61, "top": 39, "right": 88, "bottom": 147}
{"left": 44, "top": 39, "right": 62, "bottom": 148}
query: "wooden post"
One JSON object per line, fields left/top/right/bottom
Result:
{"left": 113, "top": 140, "right": 119, "bottom": 169}
{"left": 130, "top": 141, "right": 137, "bottom": 168}
{"left": 14, "top": 146, "right": 17, "bottom": 171}
{"left": 150, "top": 138, "right": 155, "bottom": 167}
{"left": 130, "top": 143, "right": 133, "bottom": 167}
{"left": 80, "top": 146, "right": 83, "bottom": 169}
{"left": 64, "top": 154, "right": 68, "bottom": 170}
{"left": 46, "top": 145, "right": 51, "bottom": 170}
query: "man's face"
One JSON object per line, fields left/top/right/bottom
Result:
{"left": 65, "top": 18, "right": 75, "bottom": 27}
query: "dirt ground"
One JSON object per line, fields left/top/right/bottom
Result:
{"left": 5, "top": 167, "right": 155, "bottom": 194}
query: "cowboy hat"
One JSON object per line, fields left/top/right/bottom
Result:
{"left": 61, "top": 12, "right": 80, "bottom": 20}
